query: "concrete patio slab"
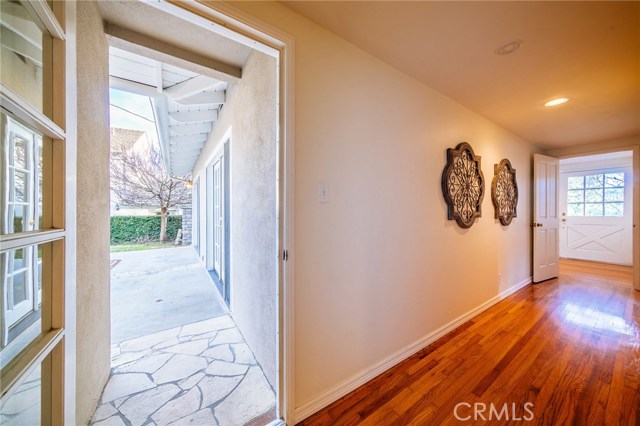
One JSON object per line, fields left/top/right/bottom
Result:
{"left": 110, "top": 247, "right": 227, "bottom": 343}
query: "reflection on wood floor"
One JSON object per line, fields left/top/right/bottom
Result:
{"left": 299, "top": 259, "right": 639, "bottom": 426}
{"left": 559, "top": 258, "right": 633, "bottom": 287}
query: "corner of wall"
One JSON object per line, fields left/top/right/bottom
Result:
{"left": 75, "top": 1, "right": 112, "bottom": 423}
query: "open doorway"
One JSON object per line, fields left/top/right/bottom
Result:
{"left": 559, "top": 151, "right": 634, "bottom": 266}
{"left": 89, "top": 1, "right": 282, "bottom": 425}
{"left": 533, "top": 149, "right": 638, "bottom": 290}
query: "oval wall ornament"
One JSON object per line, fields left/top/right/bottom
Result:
{"left": 492, "top": 159, "right": 518, "bottom": 226}
{"left": 441, "top": 142, "right": 485, "bottom": 229}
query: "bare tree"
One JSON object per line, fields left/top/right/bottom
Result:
{"left": 111, "top": 139, "right": 191, "bottom": 242}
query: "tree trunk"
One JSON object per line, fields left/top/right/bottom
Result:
{"left": 160, "top": 207, "right": 168, "bottom": 242}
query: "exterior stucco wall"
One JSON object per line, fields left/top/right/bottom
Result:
{"left": 75, "top": 2, "right": 111, "bottom": 423}
{"left": 192, "top": 50, "right": 278, "bottom": 388}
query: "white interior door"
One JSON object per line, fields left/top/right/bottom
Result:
{"left": 213, "top": 158, "right": 223, "bottom": 277}
{"left": 533, "top": 154, "right": 560, "bottom": 282}
{"left": 559, "top": 168, "right": 633, "bottom": 265}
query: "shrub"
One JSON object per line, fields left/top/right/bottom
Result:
{"left": 110, "top": 215, "right": 182, "bottom": 244}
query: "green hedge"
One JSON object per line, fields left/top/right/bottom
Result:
{"left": 110, "top": 215, "right": 182, "bottom": 244}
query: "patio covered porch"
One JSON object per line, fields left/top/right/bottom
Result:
{"left": 90, "top": 247, "right": 276, "bottom": 426}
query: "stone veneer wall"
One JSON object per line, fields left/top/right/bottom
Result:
{"left": 181, "top": 205, "right": 192, "bottom": 246}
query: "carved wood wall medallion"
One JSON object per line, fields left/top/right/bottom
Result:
{"left": 441, "top": 142, "right": 485, "bottom": 229}
{"left": 491, "top": 159, "right": 518, "bottom": 226}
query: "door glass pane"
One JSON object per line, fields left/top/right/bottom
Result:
{"left": 567, "top": 203, "right": 584, "bottom": 216}
{"left": 604, "top": 188, "right": 624, "bottom": 202}
{"left": 584, "top": 189, "right": 603, "bottom": 203}
{"left": 13, "top": 137, "right": 26, "bottom": 170}
{"left": 1, "top": 244, "right": 44, "bottom": 369}
{"left": 567, "top": 190, "right": 584, "bottom": 203}
{"left": 585, "top": 203, "right": 603, "bottom": 217}
{"left": 585, "top": 174, "right": 604, "bottom": 189}
{"left": 567, "top": 176, "right": 584, "bottom": 190}
{"left": 11, "top": 270, "right": 28, "bottom": 306}
{"left": 10, "top": 205, "right": 24, "bottom": 233}
{"left": 1, "top": 112, "right": 43, "bottom": 235}
{"left": 13, "top": 170, "right": 27, "bottom": 203}
{"left": 0, "top": 0, "right": 50, "bottom": 112}
{"left": 605, "top": 172, "right": 624, "bottom": 188}
{"left": 0, "top": 362, "right": 41, "bottom": 425}
{"left": 604, "top": 203, "right": 623, "bottom": 217}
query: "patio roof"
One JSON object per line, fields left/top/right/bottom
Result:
{"left": 108, "top": 46, "right": 229, "bottom": 176}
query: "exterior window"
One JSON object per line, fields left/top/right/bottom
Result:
{"left": 566, "top": 172, "right": 625, "bottom": 217}
{"left": 0, "top": 0, "right": 51, "bottom": 113}
{"left": 0, "top": 1, "right": 66, "bottom": 422}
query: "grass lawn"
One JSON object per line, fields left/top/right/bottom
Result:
{"left": 110, "top": 241, "right": 176, "bottom": 253}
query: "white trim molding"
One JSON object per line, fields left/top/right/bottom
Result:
{"left": 294, "top": 276, "right": 533, "bottom": 423}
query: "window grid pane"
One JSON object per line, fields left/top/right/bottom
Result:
{"left": 1, "top": 243, "right": 45, "bottom": 370}
{"left": 566, "top": 171, "right": 625, "bottom": 217}
{"left": 604, "top": 203, "right": 624, "bottom": 217}
{"left": 605, "top": 172, "right": 624, "bottom": 188}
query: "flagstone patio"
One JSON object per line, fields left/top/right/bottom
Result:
{"left": 91, "top": 315, "right": 276, "bottom": 426}
{"left": 91, "top": 247, "right": 276, "bottom": 426}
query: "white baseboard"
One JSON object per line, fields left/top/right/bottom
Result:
{"left": 293, "top": 276, "right": 533, "bottom": 423}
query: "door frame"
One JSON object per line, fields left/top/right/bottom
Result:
{"left": 553, "top": 146, "right": 640, "bottom": 291}
{"left": 145, "top": 1, "right": 296, "bottom": 423}
{"left": 0, "top": 1, "right": 76, "bottom": 423}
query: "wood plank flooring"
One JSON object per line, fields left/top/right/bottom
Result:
{"left": 298, "top": 260, "right": 639, "bottom": 426}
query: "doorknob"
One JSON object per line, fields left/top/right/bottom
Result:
{"left": 531, "top": 222, "right": 543, "bottom": 227}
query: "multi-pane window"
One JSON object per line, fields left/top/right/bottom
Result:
{"left": 1, "top": 1, "right": 67, "bottom": 423}
{"left": 566, "top": 172, "right": 625, "bottom": 217}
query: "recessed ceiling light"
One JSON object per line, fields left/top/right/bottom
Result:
{"left": 544, "top": 97, "right": 570, "bottom": 107}
{"left": 495, "top": 40, "right": 524, "bottom": 55}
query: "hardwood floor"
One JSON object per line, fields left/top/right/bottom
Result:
{"left": 298, "top": 260, "right": 639, "bottom": 426}
{"left": 559, "top": 258, "right": 634, "bottom": 288}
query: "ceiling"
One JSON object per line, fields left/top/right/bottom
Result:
{"left": 283, "top": 1, "right": 640, "bottom": 149}
{"left": 100, "top": 0, "right": 255, "bottom": 176}
{"left": 99, "top": 1, "right": 251, "bottom": 69}
{"left": 109, "top": 46, "right": 227, "bottom": 175}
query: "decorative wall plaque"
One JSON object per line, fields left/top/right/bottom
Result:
{"left": 491, "top": 159, "right": 518, "bottom": 226}
{"left": 441, "top": 142, "right": 485, "bottom": 229}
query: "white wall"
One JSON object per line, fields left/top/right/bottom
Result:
{"left": 192, "top": 50, "right": 278, "bottom": 388}
{"left": 228, "top": 2, "right": 537, "bottom": 417}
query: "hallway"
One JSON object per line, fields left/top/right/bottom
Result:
{"left": 299, "top": 260, "right": 639, "bottom": 426}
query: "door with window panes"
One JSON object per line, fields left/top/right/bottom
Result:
{"left": 559, "top": 169, "right": 633, "bottom": 265}
{"left": 0, "top": 1, "right": 70, "bottom": 424}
